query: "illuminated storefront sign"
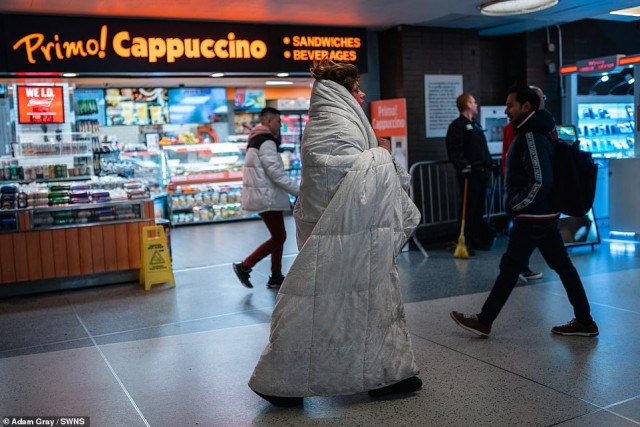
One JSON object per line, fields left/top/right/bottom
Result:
{"left": 0, "top": 14, "right": 367, "bottom": 74}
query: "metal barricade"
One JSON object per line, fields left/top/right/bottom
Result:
{"left": 408, "top": 158, "right": 506, "bottom": 259}
{"left": 408, "top": 160, "right": 460, "bottom": 258}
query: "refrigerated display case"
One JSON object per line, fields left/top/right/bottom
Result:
{"left": 575, "top": 96, "right": 634, "bottom": 158}
{"left": 280, "top": 111, "right": 308, "bottom": 152}
{"left": 163, "top": 142, "right": 256, "bottom": 225}
{"left": 11, "top": 132, "right": 95, "bottom": 180}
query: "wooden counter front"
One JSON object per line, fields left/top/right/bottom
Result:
{"left": 0, "top": 200, "right": 156, "bottom": 290}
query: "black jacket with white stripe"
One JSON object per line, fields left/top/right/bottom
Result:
{"left": 505, "top": 109, "right": 558, "bottom": 219}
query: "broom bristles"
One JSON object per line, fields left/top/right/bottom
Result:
{"left": 453, "top": 234, "right": 469, "bottom": 259}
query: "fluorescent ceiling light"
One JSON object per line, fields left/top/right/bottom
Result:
{"left": 62, "top": 73, "right": 78, "bottom": 77}
{"left": 276, "top": 72, "right": 289, "bottom": 77}
{"left": 265, "top": 80, "right": 293, "bottom": 86}
{"left": 610, "top": 6, "right": 640, "bottom": 17}
{"left": 210, "top": 73, "right": 224, "bottom": 77}
{"left": 479, "top": 0, "right": 558, "bottom": 16}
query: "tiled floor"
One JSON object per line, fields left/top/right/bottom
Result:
{"left": 1, "top": 216, "right": 640, "bottom": 426}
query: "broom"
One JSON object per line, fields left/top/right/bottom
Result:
{"left": 453, "top": 177, "right": 470, "bottom": 259}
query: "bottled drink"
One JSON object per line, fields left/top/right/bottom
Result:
{"left": 393, "top": 141, "right": 408, "bottom": 171}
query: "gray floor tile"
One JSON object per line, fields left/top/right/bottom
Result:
{"left": 555, "top": 410, "right": 640, "bottom": 426}
{"left": 608, "top": 396, "right": 640, "bottom": 423}
{"left": 0, "top": 346, "right": 148, "bottom": 426}
{"left": 0, "top": 294, "right": 88, "bottom": 353}
{"left": 404, "top": 279, "right": 640, "bottom": 408}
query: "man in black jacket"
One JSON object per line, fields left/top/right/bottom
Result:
{"left": 446, "top": 93, "right": 494, "bottom": 253}
{"left": 450, "top": 85, "right": 599, "bottom": 338}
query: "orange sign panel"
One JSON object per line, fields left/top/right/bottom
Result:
{"left": 17, "top": 86, "right": 65, "bottom": 124}
{"left": 370, "top": 98, "right": 406, "bottom": 137}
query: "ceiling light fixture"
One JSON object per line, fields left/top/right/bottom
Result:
{"left": 610, "top": 6, "right": 640, "bottom": 17}
{"left": 62, "top": 72, "right": 78, "bottom": 77}
{"left": 478, "top": 0, "right": 558, "bottom": 16}
{"left": 608, "top": 74, "right": 635, "bottom": 94}
{"left": 210, "top": 72, "right": 224, "bottom": 78}
{"left": 265, "top": 80, "right": 293, "bottom": 86}
{"left": 276, "top": 72, "right": 289, "bottom": 77}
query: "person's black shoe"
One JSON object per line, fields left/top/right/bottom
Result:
{"left": 232, "top": 262, "right": 253, "bottom": 288}
{"left": 254, "top": 391, "right": 303, "bottom": 407}
{"left": 267, "top": 274, "right": 285, "bottom": 289}
{"left": 368, "top": 376, "right": 422, "bottom": 397}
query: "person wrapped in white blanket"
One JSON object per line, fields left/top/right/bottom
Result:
{"left": 248, "top": 58, "right": 422, "bottom": 407}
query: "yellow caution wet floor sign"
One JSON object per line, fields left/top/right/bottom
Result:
{"left": 140, "top": 225, "right": 176, "bottom": 290}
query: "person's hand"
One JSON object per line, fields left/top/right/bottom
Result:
{"left": 377, "top": 137, "right": 391, "bottom": 153}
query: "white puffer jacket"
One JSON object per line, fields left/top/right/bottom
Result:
{"left": 241, "top": 125, "right": 299, "bottom": 213}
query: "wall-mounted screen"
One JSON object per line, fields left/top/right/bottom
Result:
{"left": 234, "top": 88, "right": 266, "bottom": 112}
{"left": 168, "top": 88, "right": 228, "bottom": 124}
{"left": 105, "top": 88, "right": 168, "bottom": 126}
{"left": 17, "top": 85, "right": 65, "bottom": 124}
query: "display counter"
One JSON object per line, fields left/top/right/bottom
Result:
{"left": 0, "top": 193, "right": 155, "bottom": 297}
{"left": 608, "top": 157, "right": 640, "bottom": 239}
{"left": 164, "top": 143, "right": 257, "bottom": 225}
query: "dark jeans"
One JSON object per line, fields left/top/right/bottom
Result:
{"left": 478, "top": 217, "right": 593, "bottom": 325}
{"left": 244, "top": 211, "right": 286, "bottom": 276}
{"left": 458, "top": 170, "right": 487, "bottom": 248}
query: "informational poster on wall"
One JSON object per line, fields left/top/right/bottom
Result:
{"left": 424, "top": 75, "right": 463, "bottom": 138}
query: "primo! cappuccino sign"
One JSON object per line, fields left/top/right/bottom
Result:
{"left": 0, "top": 14, "right": 367, "bottom": 75}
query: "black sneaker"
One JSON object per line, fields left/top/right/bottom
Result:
{"left": 450, "top": 311, "right": 491, "bottom": 338}
{"left": 267, "top": 274, "right": 285, "bottom": 289}
{"left": 232, "top": 262, "right": 253, "bottom": 288}
{"left": 368, "top": 376, "right": 422, "bottom": 397}
{"left": 551, "top": 319, "right": 599, "bottom": 337}
{"left": 253, "top": 390, "right": 303, "bottom": 407}
{"left": 522, "top": 268, "right": 543, "bottom": 280}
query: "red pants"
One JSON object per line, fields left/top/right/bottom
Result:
{"left": 243, "top": 211, "right": 286, "bottom": 276}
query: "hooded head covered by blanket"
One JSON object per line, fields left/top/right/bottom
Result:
{"left": 248, "top": 70, "right": 421, "bottom": 397}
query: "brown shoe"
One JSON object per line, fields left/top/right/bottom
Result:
{"left": 551, "top": 319, "right": 599, "bottom": 337}
{"left": 450, "top": 311, "right": 491, "bottom": 338}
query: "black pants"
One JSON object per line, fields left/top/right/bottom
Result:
{"left": 478, "top": 217, "right": 593, "bottom": 325}
{"left": 458, "top": 170, "right": 487, "bottom": 248}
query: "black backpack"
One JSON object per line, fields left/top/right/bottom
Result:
{"left": 549, "top": 136, "right": 598, "bottom": 217}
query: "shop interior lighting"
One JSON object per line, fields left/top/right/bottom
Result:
{"left": 608, "top": 74, "right": 635, "bottom": 94}
{"left": 276, "top": 72, "right": 289, "bottom": 77}
{"left": 265, "top": 80, "right": 293, "bottom": 86}
{"left": 478, "top": 0, "right": 558, "bottom": 16}
{"left": 588, "top": 74, "right": 610, "bottom": 94}
{"left": 62, "top": 73, "right": 78, "bottom": 77}
{"left": 609, "top": 6, "right": 640, "bottom": 17}
{"left": 210, "top": 73, "right": 224, "bottom": 77}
